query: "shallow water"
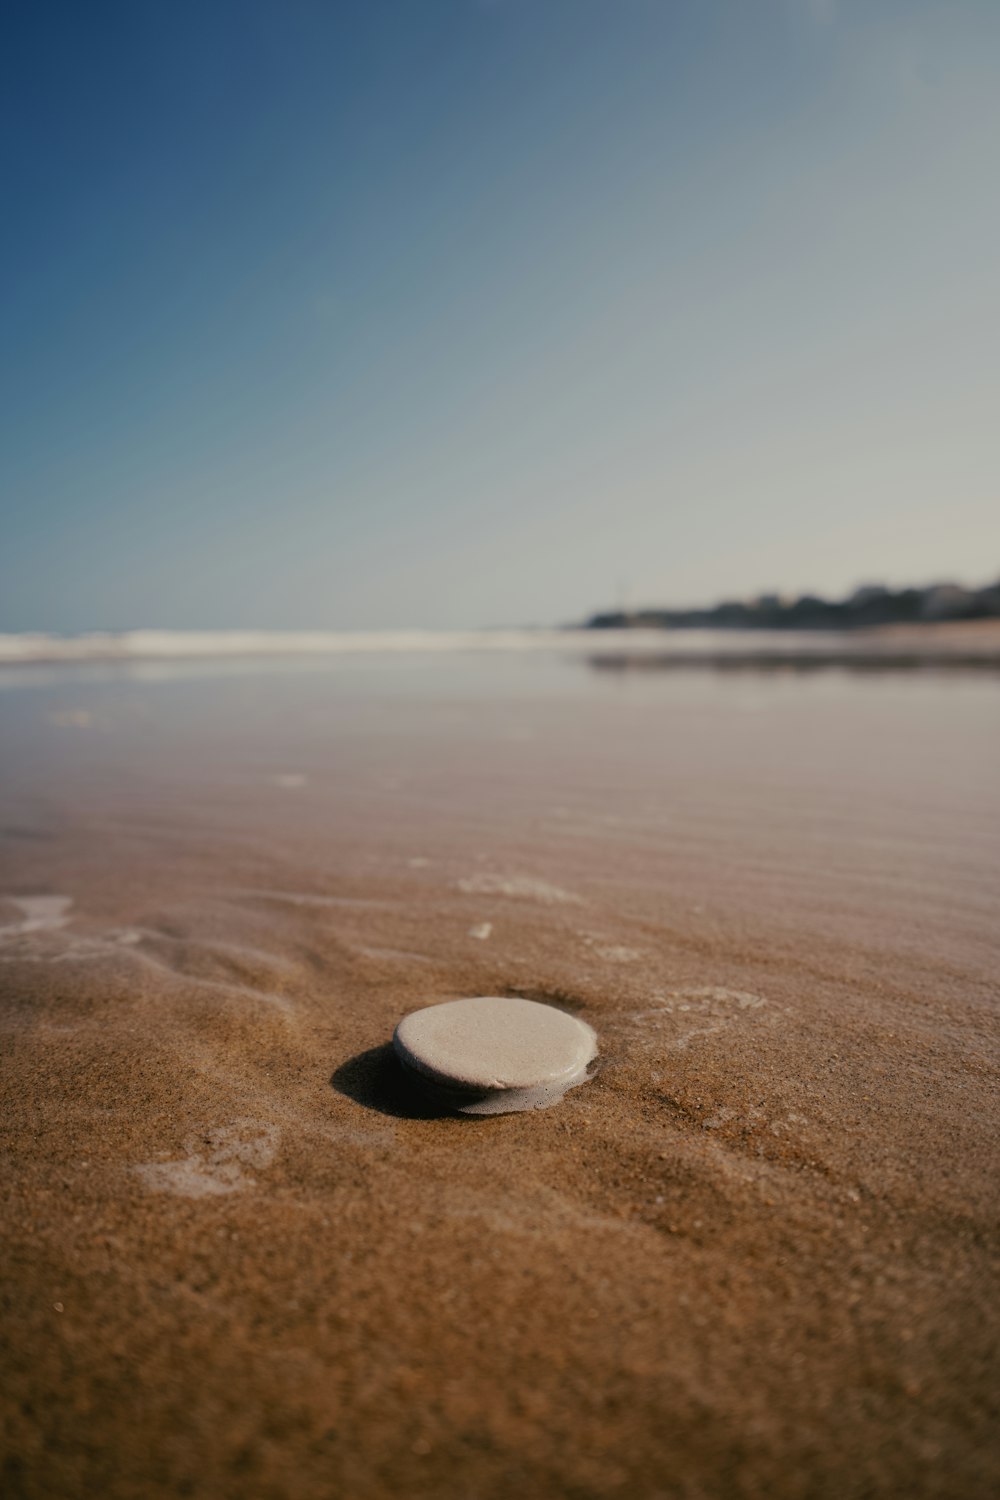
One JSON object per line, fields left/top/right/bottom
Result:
{"left": 1, "top": 650, "right": 997, "bottom": 960}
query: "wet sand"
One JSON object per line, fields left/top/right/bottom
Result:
{"left": 1, "top": 654, "right": 998, "bottom": 1498}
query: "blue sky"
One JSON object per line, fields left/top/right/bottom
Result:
{"left": 2, "top": 0, "right": 998, "bottom": 631}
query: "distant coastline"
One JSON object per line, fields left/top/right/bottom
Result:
{"left": 584, "top": 577, "right": 1000, "bottom": 631}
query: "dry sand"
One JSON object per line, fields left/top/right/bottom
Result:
{"left": 0, "top": 654, "right": 998, "bottom": 1498}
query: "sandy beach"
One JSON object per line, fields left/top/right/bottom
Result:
{"left": 1, "top": 649, "right": 998, "bottom": 1499}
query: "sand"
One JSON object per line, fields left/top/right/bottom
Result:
{"left": 0, "top": 653, "right": 998, "bottom": 1498}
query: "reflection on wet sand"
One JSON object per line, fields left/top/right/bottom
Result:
{"left": 586, "top": 649, "right": 1000, "bottom": 672}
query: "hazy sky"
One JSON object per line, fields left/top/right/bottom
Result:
{"left": 2, "top": 0, "right": 998, "bottom": 631}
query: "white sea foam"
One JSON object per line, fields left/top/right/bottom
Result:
{"left": 457, "top": 873, "right": 583, "bottom": 904}
{"left": 0, "top": 895, "right": 74, "bottom": 936}
{"left": 134, "top": 1121, "right": 280, "bottom": 1198}
{"left": 0, "top": 626, "right": 883, "bottom": 665}
{"left": 0, "top": 628, "right": 609, "bottom": 663}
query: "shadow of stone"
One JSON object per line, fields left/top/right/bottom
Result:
{"left": 330, "top": 1043, "right": 450, "bottom": 1120}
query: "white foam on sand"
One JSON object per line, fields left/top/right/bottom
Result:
{"left": 0, "top": 896, "right": 74, "bottom": 936}
{"left": 134, "top": 1122, "right": 280, "bottom": 1198}
{"left": 625, "top": 986, "right": 770, "bottom": 1053}
{"left": 457, "top": 874, "right": 583, "bottom": 905}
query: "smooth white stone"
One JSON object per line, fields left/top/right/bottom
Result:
{"left": 393, "top": 995, "right": 598, "bottom": 1115}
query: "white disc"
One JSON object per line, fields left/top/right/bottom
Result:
{"left": 393, "top": 995, "right": 597, "bottom": 1115}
